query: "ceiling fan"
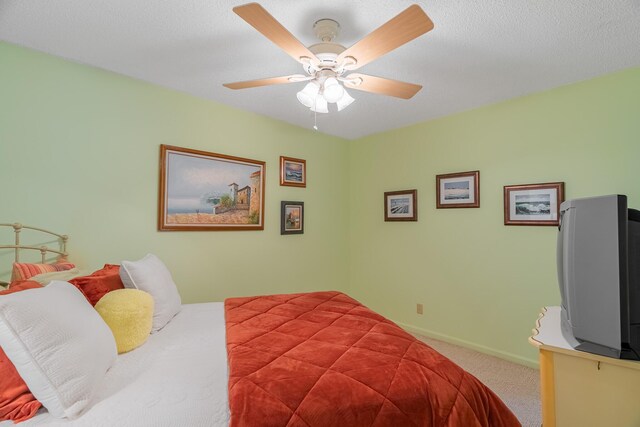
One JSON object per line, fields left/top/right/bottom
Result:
{"left": 223, "top": 3, "right": 434, "bottom": 114}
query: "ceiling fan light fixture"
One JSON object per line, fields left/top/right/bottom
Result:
{"left": 322, "top": 77, "right": 344, "bottom": 103}
{"left": 310, "top": 95, "right": 328, "bottom": 113}
{"left": 296, "top": 81, "right": 320, "bottom": 108}
{"left": 336, "top": 89, "right": 355, "bottom": 112}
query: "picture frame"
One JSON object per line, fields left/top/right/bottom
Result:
{"left": 281, "top": 201, "right": 304, "bottom": 235}
{"left": 503, "top": 182, "right": 565, "bottom": 226}
{"left": 158, "top": 144, "right": 265, "bottom": 231}
{"left": 280, "top": 156, "right": 306, "bottom": 187}
{"left": 384, "top": 190, "right": 418, "bottom": 222}
{"left": 436, "top": 171, "right": 480, "bottom": 208}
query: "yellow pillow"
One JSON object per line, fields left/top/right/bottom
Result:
{"left": 95, "top": 289, "right": 154, "bottom": 354}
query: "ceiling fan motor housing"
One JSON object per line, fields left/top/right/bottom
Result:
{"left": 306, "top": 18, "right": 347, "bottom": 73}
{"left": 304, "top": 47, "right": 345, "bottom": 73}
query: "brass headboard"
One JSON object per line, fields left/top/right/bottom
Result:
{"left": 0, "top": 223, "right": 69, "bottom": 286}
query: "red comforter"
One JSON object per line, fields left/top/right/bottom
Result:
{"left": 225, "top": 291, "right": 521, "bottom": 427}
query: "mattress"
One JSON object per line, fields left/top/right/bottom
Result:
{"left": 1, "top": 303, "right": 230, "bottom": 426}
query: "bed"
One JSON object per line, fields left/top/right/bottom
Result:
{"left": 1, "top": 303, "right": 230, "bottom": 426}
{"left": 0, "top": 225, "right": 521, "bottom": 426}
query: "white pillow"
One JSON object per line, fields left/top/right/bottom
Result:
{"left": 29, "top": 268, "right": 84, "bottom": 285}
{"left": 0, "top": 281, "right": 117, "bottom": 419}
{"left": 119, "top": 254, "right": 181, "bottom": 333}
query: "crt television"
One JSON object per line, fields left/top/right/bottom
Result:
{"left": 558, "top": 194, "right": 640, "bottom": 360}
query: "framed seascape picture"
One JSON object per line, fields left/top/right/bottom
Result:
{"left": 503, "top": 182, "right": 565, "bottom": 226}
{"left": 280, "top": 156, "right": 306, "bottom": 187}
{"left": 436, "top": 171, "right": 480, "bottom": 208}
{"left": 384, "top": 190, "right": 418, "bottom": 222}
{"left": 281, "top": 201, "right": 304, "bottom": 235}
{"left": 280, "top": 156, "right": 307, "bottom": 187}
{"left": 158, "top": 145, "right": 265, "bottom": 231}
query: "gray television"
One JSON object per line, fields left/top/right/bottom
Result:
{"left": 558, "top": 194, "right": 640, "bottom": 360}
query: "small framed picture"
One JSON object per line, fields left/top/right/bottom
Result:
{"left": 281, "top": 201, "right": 304, "bottom": 234}
{"left": 504, "top": 182, "right": 565, "bottom": 226}
{"left": 280, "top": 156, "right": 306, "bottom": 187}
{"left": 384, "top": 190, "right": 418, "bottom": 222}
{"left": 436, "top": 171, "right": 480, "bottom": 208}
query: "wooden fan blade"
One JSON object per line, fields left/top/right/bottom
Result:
{"left": 233, "top": 3, "right": 319, "bottom": 65}
{"left": 223, "top": 75, "right": 310, "bottom": 90}
{"left": 337, "top": 5, "right": 434, "bottom": 69}
{"left": 343, "top": 73, "right": 422, "bottom": 99}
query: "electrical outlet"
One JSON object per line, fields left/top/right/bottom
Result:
{"left": 416, "top": 303, "right": 423, "bottom": 315}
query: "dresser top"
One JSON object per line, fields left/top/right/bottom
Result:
{"left": 530, "top": 306, "right": 640, "bottom": 370}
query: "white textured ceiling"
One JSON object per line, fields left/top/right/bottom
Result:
{"left": 1, "top": 1, "right": 639, "bottom": 139}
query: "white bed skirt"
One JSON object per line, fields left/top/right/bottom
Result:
{"left": 2, "top": 303, "right": 230, "bottom": 426}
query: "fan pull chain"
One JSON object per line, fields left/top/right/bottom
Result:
{"left": 313, "top": 93, "right": 319, "bottom": 131}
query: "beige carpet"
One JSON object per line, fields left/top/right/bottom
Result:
{"left": 415, "top": 335, "right": 541, "bottom": 427}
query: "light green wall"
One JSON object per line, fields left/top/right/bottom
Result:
{"left": 347, "top": 68, "right": 640, "bottom": 366}
{"left": 0, "top": 42, "right": 350, "bottom": 302}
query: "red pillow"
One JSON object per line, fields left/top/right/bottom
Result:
{"left": 0, "top": 282, "right": 43, "bottom": 423}
{"left": 69, "top": 264, "right": 125, "bottom": 306}
{"left": 11, "top": 262, "right": 75, "bottom": 281}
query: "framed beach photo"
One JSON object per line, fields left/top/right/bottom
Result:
{"left": 503, "top": 182, "right": 565, "bottom": 226}
{"left": 280, "top": 156, "right": 306, "bottom": 187}
{"left": 281, "top": 201, "right": 304, "bottom": 234}
{"left": 436, "top": 171, "right": 480, "bottom": 208}
{"left": 384, "top": 190, "right": 418, "bottom": 222}
{"left": 158, "top": 145, "right": 265, "bottom": 231}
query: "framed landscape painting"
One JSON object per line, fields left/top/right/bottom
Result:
{"left": 280, "top": 156, "right": 306, "bottom": 187}
{"left": 281, "top": 201, "right": 304, "bottom": 235}
{"left": 384, "top": 190, "right": 418, "bottom": 222}
{"left": 158, "top": 145, "right": 265, "bottom": 231}
{"left": 436, "top": 171, "right": 480, "bottom": 208}
{"left": 503, "top": 182, "right": 564, "bottom": 226}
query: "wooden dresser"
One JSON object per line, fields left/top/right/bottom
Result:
{"left": 530, "top": 306, "right": 640, "bottom": 426}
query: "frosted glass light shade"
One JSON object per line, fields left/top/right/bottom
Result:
{"left": 336, "top": 89, "right": 355, "bottom": 111}
{"left": 310, "top": 95, "right": 328, "bottom": 113}
{"left": 322, "top": 77, "right": 344, "bottom": 103}
{"left": 296, "top": 82, "right": 320, "bottom": 108}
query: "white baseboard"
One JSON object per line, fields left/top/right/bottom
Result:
{"left": 394, "top": 320, "right": 539, "bottom": 369}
